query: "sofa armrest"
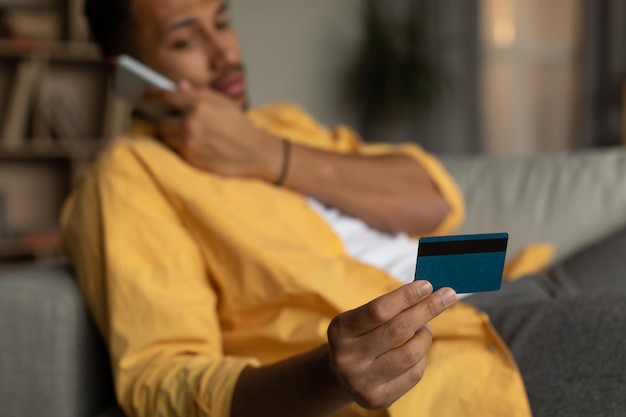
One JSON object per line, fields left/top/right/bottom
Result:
{"left": 0, "top": 266, "right": 118, "bottom": 417}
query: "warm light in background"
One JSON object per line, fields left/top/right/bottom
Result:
{"left": 481, "top": 0, "right": 583, "bottom": 155}
{"left": 492, "top": 20, "right": 516, "bottom": 48}
{"left": 483, "top": 0, "right": 516, "bottom": 49}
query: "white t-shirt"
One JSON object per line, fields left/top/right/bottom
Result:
{"left": 307, "top": 198, "right": 419, "bottom": 284}
{"left": 308, "top": 198, "right": 471, "bottom": 299}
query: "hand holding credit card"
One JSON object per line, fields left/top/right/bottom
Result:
{"left": 414, "top": 233, "right": 508, "bottom": 293}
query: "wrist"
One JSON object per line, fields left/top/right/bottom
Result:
{"left": 247, "top": 132, "right": 285, "bottom": 182}
{"left": 314, "top": 344, "right": 354, "bottom": 406}
{"left": 273, "top": 139, "right": 291, "bottom": 186}
{"left": 231, "top": 344, "right": 353, "bottom": 417}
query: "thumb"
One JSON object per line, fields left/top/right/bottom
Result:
{"left": 178, "top": 79, "right": 194, "bottom": 92}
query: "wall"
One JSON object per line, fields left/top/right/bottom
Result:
{"left": 231, "top": 0, "right": 482, "bottom": 154}
{"left": 231, "top": 0, "right": 360, "bottom": 129}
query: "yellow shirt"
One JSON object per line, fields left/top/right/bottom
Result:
{"left": 61, "top": 104, "right": 531, "bottom": 417}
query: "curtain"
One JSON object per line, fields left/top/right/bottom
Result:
{"left": 579, "top": 0, "right": 626, "bottom": 147}
{"left": 356, "top": 0, "right": 481, "bottom": 154}
{"left": 414, "top": 0, "right": 481, "bottom": 154}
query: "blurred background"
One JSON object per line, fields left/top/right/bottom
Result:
{"left": 0, "top": 0, "right": 625, "bottom": 265}
{"left": 232, "top": 0, "right": 626, "bottom": 155}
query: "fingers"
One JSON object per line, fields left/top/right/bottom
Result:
{"left": 145, "top": 82, "right": 237, "bottom": 156}
{"left": 178, "top": 79, "right": 193, "bottom": 92}
{"left": 327, "top": 280, "right": 456, "bottom": 405}
{"left": 338, "top": 329, "right": 431, "bottom": 410}
{"left": 329, "top": 281, "right": 455, "bottom": 358}
{"left": 153, "top": 116, "right": 189, "bottom": 152}
{"left": 364, "top": 354, "right": 428, "bottom": 409}
{"left": 355, "top": 287, "right": 455, "bottom": 357}
{"left": 327, "top": 285, "right": 455, "bottom": 402}
{"left": 332, "top": 280, "right": 434, "bottom": 338}
{"left": 142, "top": 88, "right": 196, "bottom": 113}
{"left": 142, "top": 81, "right": 226, "bottom": 114}
{"left": 367, "top": 325, "right": 432, "bottom": 382}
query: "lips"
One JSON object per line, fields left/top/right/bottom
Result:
{"left": 213, "top": 72, "right": 246, "bottom": 98}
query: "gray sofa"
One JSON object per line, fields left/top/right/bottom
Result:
{"left": 2, "top": 149, "right": 626, "bottom": 417}
{"left": 0, "top": 265, "right": 123, "bottom": 417}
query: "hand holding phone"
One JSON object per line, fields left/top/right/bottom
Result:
{"left": 113, "top": 55, "right": 276, "bottom": 180}
{"left": 114, "top": 54, "right": 177, "bottom": 119}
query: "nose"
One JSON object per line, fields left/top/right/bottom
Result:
{"left": 205, "top": 31, "right": 237, "bottom": 72}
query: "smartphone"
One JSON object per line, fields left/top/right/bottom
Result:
{"left": 114, "top": 54, "right": 177, "bottom": 120}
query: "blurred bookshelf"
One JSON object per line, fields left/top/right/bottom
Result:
{"left": 623, "top": 81, "right": 626, "bottom": 146}
{"left": 0, "top": 0, "right": 130, "bottom": 265}
{"left": 0, "top": 39, "right": 100, "bottom": 61}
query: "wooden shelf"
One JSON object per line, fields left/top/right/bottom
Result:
{"left": 0, "top": 140, "right": 103, "bottom": 160}
{"left": 0, "top": 241, "right": 36, "bottom": 260}
{"left": 0, "top": 3, "right": 110, "bottom": 268}
{"left": 0, "top": 241, "right": 66, "bottom": 264}
{"left": 623, "top": 82, "right": 626, "bottom": 146}
{"left": 0, "top": 242, "right": 58, "bottom": 261}
{"left": 0, "top": 228, "right": 63, "bottom": 262}
{"left": 0, "top": 39, "right": 100, "bottom": 62}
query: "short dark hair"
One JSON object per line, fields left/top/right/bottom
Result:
{"left": 84, "top": 0, "right": 136, "bottom": 57}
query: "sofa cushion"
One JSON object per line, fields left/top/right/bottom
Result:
{"left": 0, "top": 266, "right": 117, "bottom": 417}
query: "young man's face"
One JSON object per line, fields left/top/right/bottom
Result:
{"left": 131, "top": 0, "right": 247, "bottom": 108}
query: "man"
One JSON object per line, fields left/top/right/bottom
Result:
{"left": 62, "top": 0, "right": 626, "bottom": 416}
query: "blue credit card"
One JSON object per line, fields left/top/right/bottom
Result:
{"left": 414, "top": 233, "right": 508, "bottom": 293}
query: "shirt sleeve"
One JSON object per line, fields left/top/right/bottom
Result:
{"left": 61, "top": 144, "right": 257, "bottom": 417}
{"left": 246, "top": 103, "right": 465, "bottom": 235}
{"left": 329, "top": 125, "right": 466, "bottom": 236}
